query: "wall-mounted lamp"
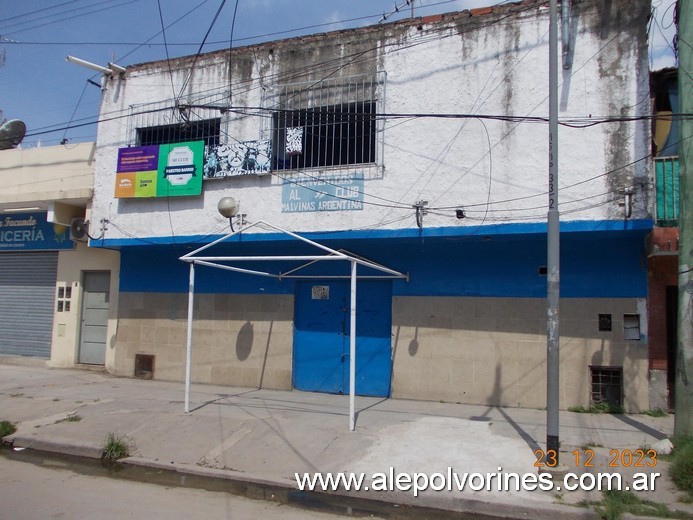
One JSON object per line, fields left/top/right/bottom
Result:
{"left": 108, "top": 62, "right": 127, "bottom": 74}
{"left": 218, "top": 197, "right": 239, "bottom": 232}
{"left": 66, "top": 55, "right": 113, "bottom": 75}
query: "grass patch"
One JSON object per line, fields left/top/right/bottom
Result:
{"left": 568, "top": 402, "right": 625, "bottom": 414}
{"left": 55, "top": 414, "right": 82, "bottom": 424}
{"left": 102, "top": 432, "right": 129, "bottom": 462}
{"left": 670, "top": 436, "right": 693, "bottom": 496}
{"left": 641, "top": 408, "right": 668, "bottom": 417}
{"left": 0, "top": 420, "right": 17, "bottom": 438}
{"left": 582, "top": 441, "right": 604, "bottom": 449}
{"left": 595, "top": 489, "right": 689, "bottom": 519}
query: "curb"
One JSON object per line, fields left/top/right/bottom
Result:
{"left": 123, "top": 456, "right": 599, "bottom": 520}
{"left": 8, "top": 435, "right": 103, "bottom": 459}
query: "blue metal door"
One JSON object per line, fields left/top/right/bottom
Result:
{"left": 293, "top": 280, "right": 392, "bottom": 397}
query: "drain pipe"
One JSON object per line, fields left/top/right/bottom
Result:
{"left": 562, "top": 0, "right": 572, "bottom": 69}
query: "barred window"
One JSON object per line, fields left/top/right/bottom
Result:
{"left": 273, "top": 102, "right": 376, "bottom": 170}
{"left": 137, "top": 118, "right": 221, "bottom": 148}
{"left": 269, "top": 74, "right": 383, "bottom": 172}
{"left": 590, "top": 366, "right": 622, "bottom": 407}
{"left": 126, "top": 99, "right": 223, "bottom": 148}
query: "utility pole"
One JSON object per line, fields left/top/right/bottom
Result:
{"left": 675, "top": 0, "right": 692, "bottom": 438}
{"left": 546, "top": 0, "right": 561, "bottom": 460}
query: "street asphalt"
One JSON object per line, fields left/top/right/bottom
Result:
{"left": 1, "top": 358, "right": 691, "bottom": 519}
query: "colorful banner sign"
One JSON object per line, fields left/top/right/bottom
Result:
{"left": 115, "top": 141, "right": 204, "bottom": 198}
{"left": 203, "top": 140, "right": 272, "bottom": 179}
{"left": 281, "top": 173, "right": 364, "bottom": 213}
{"left": 0, "top": 212, "right": 74, "bottom": 251}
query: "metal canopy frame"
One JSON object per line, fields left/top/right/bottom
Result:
{"left": 179, "top": 220, "right": 408, "bottom": 431}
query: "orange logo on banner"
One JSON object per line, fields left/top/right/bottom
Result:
{"left": 115, "top": 172, "right": 136, "bottom": 198}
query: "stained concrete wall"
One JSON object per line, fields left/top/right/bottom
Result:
{"left": 113, "top": 293, "right": 294, "bottom": 390}
{"left": 391, "top": 296, "right": 650, "bottom": 412}
{"left": 90, "top": 0, "right": 652, "bottom": 241}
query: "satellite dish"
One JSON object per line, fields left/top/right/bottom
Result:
{"left": 69, "top": 218, "right": 89, "bottom": 241}
{"left": 0, "top": 119, "right": 27, "bottom": 150}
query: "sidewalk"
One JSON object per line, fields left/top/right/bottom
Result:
{"left": 1, "top": 362, "right": 690, "bottom": 519}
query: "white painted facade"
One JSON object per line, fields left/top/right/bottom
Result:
{"left": 87, "top": 0, "right": 657, "bottom": 412}
{"left": 91, "top": 1, "right": 651, "bottom": 239}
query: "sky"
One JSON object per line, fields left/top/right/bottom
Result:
{"left": 0, "top": 0, "right": 679, "bottom": 148}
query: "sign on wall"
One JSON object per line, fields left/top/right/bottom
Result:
{"left": 203, "top": 140, "right": 272, "bottom": 179}
{"left": 115, "top": 141, "right": 204, "bottom": 198}
{"left": 281, "top": 173, "right": 364, "bottom": 213}
{"left": 0, "top": 212, "right": 74, "bottom": 251}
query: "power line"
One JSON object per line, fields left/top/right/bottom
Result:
{"left": 0, "top": 0, "right": 82, "bottom": 25}
{"left": 176, "top": 0, "right": 228, "bottom": 103}
{"left": 22, "top": 0, "right": 554, "bottom": 142}
{"left": 156, "top": 0, "right": 177, "bottom": 100}
{"left": 1, "top": 0, "right": 142, "bottom": 36}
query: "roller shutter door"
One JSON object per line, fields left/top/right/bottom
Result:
{"left": 0, "top": 252, "right": 57, "bottom": 357}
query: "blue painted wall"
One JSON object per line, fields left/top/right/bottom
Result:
{"left": 115, "top": 221, "right": 650, "bottom": 298}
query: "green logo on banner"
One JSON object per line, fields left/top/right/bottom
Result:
{"left": 155, "top": 141, "right": 204, "bottom": 197}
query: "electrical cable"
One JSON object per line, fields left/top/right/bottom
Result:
{"left": 61, "top": 80, "right": 89, "bottom": 145}
{"left": 0, "top": 0, "right": 82, "bottom": 25}
{"left": 1, "top": 0, "right": 142, "bottom": 36}
{"left": 156, "top": 0, "right": 177, "bottom": 100}
{"left": 228, "top": 0, "right": 240, "bottom": 104}
{"left": 176, "top": 0, "right": 228, "bottom": 103}
{"left": 19, "top": 1, "right": 568, "bottom": 141}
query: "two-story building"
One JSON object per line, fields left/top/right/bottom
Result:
{"left": 88, "top": 0, "right": 654, "bottom": 411}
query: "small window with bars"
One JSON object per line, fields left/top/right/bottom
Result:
{"left": 126, "top": 99, "right": 223, "bottom": 149}
{"left": 137, "top": 118, "right": 221, "bottom": 148}
{"left": 268, "top": 74, "right": 382, "bottom": 172}
{"left": 590, "top": 366, "right": 623, "bottom": 407}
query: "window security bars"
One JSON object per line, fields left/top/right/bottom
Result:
{"left": 590, "top": 366, "right": 623, "bottom": 407}
{"left": 126, "top": 101, "right": 222, "bottom": 148}
{"left": 266, "top": 74, "right": 384, "bottom": 174}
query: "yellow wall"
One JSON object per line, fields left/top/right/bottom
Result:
{"left": 49, "top": 241, "right": 120, "bottom": 369}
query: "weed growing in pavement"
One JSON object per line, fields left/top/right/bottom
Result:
{"left": 670, "top": 436, "right": 693, "bottom": 497}
{"left": 568, "top": 403, "right": 625, "bottom": 414}
{"left": 0, "top": 420, "right": 16, "bottom": 438}
{"left": 593, "top": 489, "right": 689, "bottom": 519}
{"left": 641, "top": 408, "right": 668, "bottom": 417}
{"left": 102, "top": 432, "right": 130, "bottom": 462}
{"left": 55, "top": 414, "right": 82, "bottom": 424}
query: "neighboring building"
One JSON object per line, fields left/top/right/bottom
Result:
{"left": 648, "top": 67, "right": 681, "bottom": 411}
{"left": 0, "top": 143, "right": 120, "bottom": 368}
{"left": 90, "top": 0, "right": 653, "bottom": 411}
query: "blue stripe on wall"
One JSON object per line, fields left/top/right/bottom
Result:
{"left": 116, "top": 222, "right": 650, "bottom": 298}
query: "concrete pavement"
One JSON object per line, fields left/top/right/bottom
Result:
{"left": 1, "top": 361, "right": 691, "bottom": 519}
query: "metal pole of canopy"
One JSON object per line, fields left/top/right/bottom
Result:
{"left": 349, "top": 260, "right": 357, "bottom": 431}
{"left": 184, "top": 262, "right": 195, "bottom": 413}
